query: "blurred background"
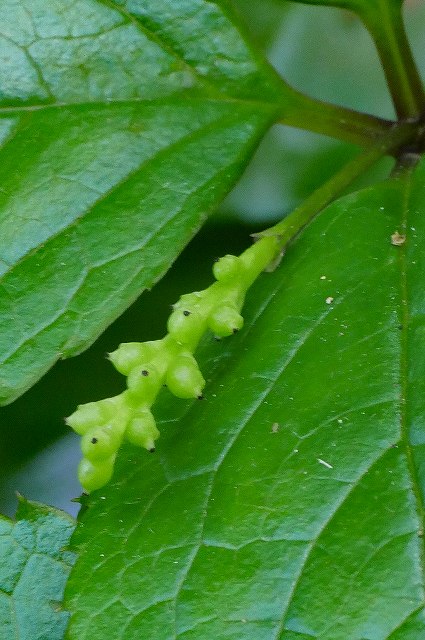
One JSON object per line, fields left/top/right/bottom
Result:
{"left": 1, "top": 0, "right": 424, "bottom": 517}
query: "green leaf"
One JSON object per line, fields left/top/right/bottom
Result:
{"left": 65, "top": 160, "right": 425, "bottom": 638}
{"left": 283, "top": 0, "right": 401, "bottom": 11}
{"left": 0, "top": 0, "right": 288, "bottom": 405}
{"left": 0, "top": 497, "right": 75, "bottom": 640}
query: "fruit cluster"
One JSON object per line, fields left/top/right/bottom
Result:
{"left": 66, "top": 235, "right": 279, "bottom": 492}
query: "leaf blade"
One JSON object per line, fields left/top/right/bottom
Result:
{"left": 0, "top": 498, "right": 76, "bottom": 640}
{"left": 0, "top": 0, "right": 289, "bottom": 403}
{"left": 65, "top": 162, "right": 425, "bottom": 639}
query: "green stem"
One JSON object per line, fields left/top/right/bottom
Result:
{"left": 280, "top": 88, "right": 395, "bottom": 147}
{"left": 360, "top": 2, "right": 425, "bottom": 119}
{"left": 260, "top": 120, "right": 416, "bottom": 249}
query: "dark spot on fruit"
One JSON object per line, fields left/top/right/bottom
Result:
{"left": 232, "top": 328, "right": 239, "bottom": 334}
{"left": 149, "top": 447, "right": 156, "bottom": 453}
{"left": 183, "top": 310, "right": 191, "bottom": 316}
{"left": 91, "top": 437, "right": 98, "bottom": 444}
{"left": 197, "top": 394, "right": 204, "bottom": 400}
{"left": 142, "top": 370, "right": 149, "bottom": 376}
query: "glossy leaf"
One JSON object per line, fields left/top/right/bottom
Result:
{"left": 0, "top": 497, "right": 75, "bottom": 640}
{"left": 283, "top": 0, "right": 402, "bottom": 11}
{"left": 65, "top": 160, "right": 425, "bottom": 638}
{"left": 0, "top": 0, "right": 288, "bottom": 405}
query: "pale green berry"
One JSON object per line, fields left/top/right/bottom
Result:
{"left": 78, "top": 455, "right": 115, "bottom": 492}
{"left": 208, "top": 304, "right": 244, "bottom": 337}
{"left": 81, "top": 424, "right": 121, "bottom": 461}
{"left": 108, "top": 342, "right": 152, "bottom": 375}
{"left": 213, "top": 254, "right": 242, "bottom": 282}
{"left": 167, "top": 309, "right": 203, "bottom": 346}
{"left": 127, "top": 364, "right": 161, "bottom": 402}
{"left": 166, "top": 353, "right": 205, "bottom": 399}
{"left": 125, "top": 409, "right": 160, "bottom": 451}
{"left": 66, "top": 401, "right": 103, "bottom": 435}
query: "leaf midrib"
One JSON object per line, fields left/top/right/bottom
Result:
{"left": 0, "top": 94, "right": 280, "bottom": 117}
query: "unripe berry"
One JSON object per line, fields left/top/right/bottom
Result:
{"left": 127, "top": 364, "right": 161, "bottom": 402}
{"left": 208, "top": 304, "right": 244, "bottom": 337}
{"left": 78, "top": 455, "right": 115, "bottom": 492}
{"left": 81, "top": 424, "right": 121, "bottom": 461}
{"left": 125, "top": 409, "right": 160, "bottom": 451}
{"left": 166, "top": 353, "right": 205, "bottom": 399}
{"left": 108, "top": 342, "right": 155, "bottom": 375}
{"left": 66, "top": 402, "right": 103, "bottom": 435}
{"left": 213, "top": 254, "right": 242, "bottom": 282}
{"left": 167, "top": 309, "right": 203, "bottom": 346}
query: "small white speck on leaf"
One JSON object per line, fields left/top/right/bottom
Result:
{"left": 337, "top": 418, "right": 343, "bottom": 424}
{"left": 318, "top": 458, "right": 333, "bottom": 469}
{"left": 320, "top": 275, "right": 327, "bottom": 280}
{"left": 325, "top": 296, "right": 334, "bottom": 305}
{"left": 271, "top": 422, "right": 279, "bottom": 433}
{"left": 391, "top": 231, "right": 406, "bottom": 246}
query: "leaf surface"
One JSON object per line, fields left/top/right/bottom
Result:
{"left": 65, "top": 160, "right": 425, "bottom": 638}
{"left": 0, "top": 0, "right": 289, "bottom": 404}
{"left": 0, "top": 497, "right": 75, "bottom": 640}
{"left": 281, "top": 0, "right": 401, "bottom": 10}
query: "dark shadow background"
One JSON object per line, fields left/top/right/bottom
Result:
{"left": 1, "top": 0, "right": 424, "bottom": 516}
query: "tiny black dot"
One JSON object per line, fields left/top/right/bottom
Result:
{"left": 149, "top": 447, "right": 156, "bottom": 453}
{"left": 197, "top": 394, "right": 204, "bottom": 400}
{"left": 398, "top": 324, "right": 403, "bottom": 330}
{"left": 183, "top": 310, "right": 191, "bottom": 316}
{"left": 91, "top": 437, "right": 98, "bottom": 444}
{"left": 142, "top": 369, "right": 149, "bottom": 376}
{"left": 232, "top": 328, "right": 239, "bottom": 334}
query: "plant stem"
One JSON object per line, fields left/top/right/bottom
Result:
{"left": 360, "top": 2, "right": 425, "bottom": 120}
{"left": 280, "top": 89, "right": 395, "bottom": 147}
{"left": 259, "top": 120, "right": 416, "bottom": 250}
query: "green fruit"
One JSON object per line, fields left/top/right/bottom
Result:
{"left": 208, "top": 304, "right": 244, "bottom": 337}
{"left": 66, "top": 402, "right": 103, "bottom": 435}
{"left": 125, "top": 410, "right": 160, "bottom": 451}
{"left": 81, "top": 424, "right": 121, "bottom": 461}
{"left": 108, "top": 342, "right": 148, "bottom": 376}
{"left": 213, "top": 254, "right": 242, "bottom": 282}
{"left": 78, "top": 455, "right": 115, "bottom": 492}
{"left": 167, "top": 309, "right": 203, "bottom": 346}
{"left": 166, "top": 354, "right": 205, "bottom": 399}
{"left": 127, "top": 364, "right": 161, "bottom": 402}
